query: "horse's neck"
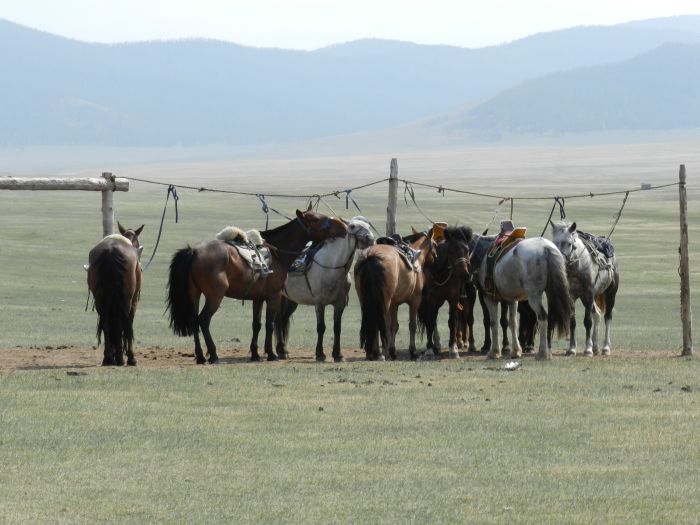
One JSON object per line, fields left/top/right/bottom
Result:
{"left": 264, "top": 223, "right": 311, "bottom": 267}
{"left": 312, "top": 236, "right": 355, "bottom": 267}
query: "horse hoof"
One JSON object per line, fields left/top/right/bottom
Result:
{"left": 536, "top": 351, "right": 552, "bottom": 361}
{"left": 196, "top": 358, "right": 207, "bottom": 365}
{"left": 420, "top": 349, "right": 435, "bottom": 361}
{"left": 565, "top": 349, "right": 576, "bottom": 357}
{"left": 277, "top": 353, "right": 289, "bottom": 360}
{"left": 601, "top": 347, "right": 611, "bottom": 356}
{"left": 267, "top": 354, "right": 279, "bottom": 362}
{"left": 250, "top": 354, "right": 261, "bottom": 362}
{"left": 127, "top": 360, "right": 136, "bottom": 366}
{"left": 334, "top": 356, "right": 345, "bottom": 363}
{"left": 487, "top": 352, "right": 500, "bottom": 360}
{"left": 583, "top": 349, "right": 593, "bottom": 357}
{"left": 316, "top": 355, "right": 327, "bottom": 363}
{"left": 209, "top": 356, "right": 219, "bottom": 365}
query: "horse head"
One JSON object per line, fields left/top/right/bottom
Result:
{"left": 118, "top": 222, "right": 145, "bottom": 259}
{"left": 408, "top": 226, "right": 438, "bottom": 267}
{"left": 295, "top": 204, "right": 347, "bottom": 242}
{"left": 442, "top": 226, "right": 473, "bottom": 276}
{"left": 550, "top": 220, "right": 578, "bottom": 259}
{"left": 347, "top": 216, "right": 375, "bottom": 249}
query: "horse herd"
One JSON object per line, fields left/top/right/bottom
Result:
{"left": 86, "top": 205, "right": 619, "bottom": 366}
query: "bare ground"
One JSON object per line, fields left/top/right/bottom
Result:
{"left": 0, "top": 345, "right": 680, "bottom": 372}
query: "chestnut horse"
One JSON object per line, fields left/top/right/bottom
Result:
{"left": 87, "top": 222, "right": 144, "bottom": 366}
{"left": 167, "top": 206, "right": 347, "bottom": 363}
{"left": 355, "top": 229, "right": 436, "bottom": 360}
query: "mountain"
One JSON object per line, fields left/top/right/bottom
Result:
{"left": 450, "top": 43, "right": 700, "bottom": 136}
{"left": 1, "top": 16, "right": 700, "bottom": 146}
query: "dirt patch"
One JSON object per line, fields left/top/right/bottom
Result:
{"left": 0, "top": 346, "right": 681, "bottom": 372}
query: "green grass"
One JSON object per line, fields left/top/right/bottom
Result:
{"left": 1, "top": 143, "right": 700, "bottom": 523}
{"left": 1, "top": 357, "right": 699, "bottom": 523}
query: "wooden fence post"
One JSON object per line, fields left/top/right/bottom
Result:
{"left": 101, "top": 172, "right": 115, "bottom": 237}
{"left": 679, "top": 165, "right": 693, "bottom": 356}
{"left": 386, "top": 158, "right": 398, "bottom": 236}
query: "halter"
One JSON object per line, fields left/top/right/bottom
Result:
{"left": 296, "top": 216, "right": 333, "bottom": 236}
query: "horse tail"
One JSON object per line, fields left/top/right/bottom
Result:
{"left": 92, "top": 248, "right": 133, "bottom": 353}
{"left": 545, "top": 247, "right": 572, "bottom": 338}
{"left": 356, "top": 254, "right": 386, "bottom": 355}
{"left": 167, "top": 246, "right": 198, "bottom": 336}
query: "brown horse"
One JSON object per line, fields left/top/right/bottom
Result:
{"left": 355, "top": 228, "right": 437, "bottom": 360}
{"left": 167, "top": 206, "right": 347, "bottom": 364}
{"left": 87, "top": 222, "right": 144, "bottom": 366}
{"left": 417, "top": 226, "right": 473, "bottom": 358}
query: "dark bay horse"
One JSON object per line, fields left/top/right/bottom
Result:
{"left": 167, "top": 207, "right": 347, "bottom": 363}
{"left": 87, "top": 223, "right": 144, "bottom": 366}
{"left": 355, "top": 228, "right": 437, "bottom": 360}
{"left": 417, "top": 226, "right": 473, "bottom": 358}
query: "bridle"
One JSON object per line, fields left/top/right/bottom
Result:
{"left": 433, "top": 243, "right": 470, "bottom": 287}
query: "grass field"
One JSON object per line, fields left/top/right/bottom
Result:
{"left": 1, "top": 142, "right": 699, "bottom": 522}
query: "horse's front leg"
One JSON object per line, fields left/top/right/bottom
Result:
{"left": 332, "top": 303, "right": 345, "bottom": 362}
{"left": 447, "top": 301, "right": 460, "bottom": 358}
{"left": 529, "top": 296, "right": 551, "bottom": 360}
{"left": 500, "top": 301, "right": 510, "bottom": 354}
{"left": 590, "top": 301, "right": 602, "bottom": 356}
{"left": 275, "top": 297, "right": 297, "bottom": 359}
{"left": 484, "top": 296, "right": 501, "bottom": 359}
{"left": 507, "top": 301, "right": 522, "bottom": 358}
{"left": 250, "top": 299, "right": 263, "bottom": 361}
{"left": 408, "top": 301, "right": 420, "bottom": 361}
{"left": 264, "top": 296, "right": 280, "bottom": 361}
{"left": 478, "top": 289, "right": 491, "bottom": 354}
{"left": 578, "top": 295, "right": 594, "bottom": 356}
{"left": 566, "top": 300, "right": 578, "bottom": 356}
{"left": 315, "top": 304, "right": 327, "bottom": 362}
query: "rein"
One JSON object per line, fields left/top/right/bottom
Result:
{"left": 432, "top": 256, "right": 469, "bottom": 287}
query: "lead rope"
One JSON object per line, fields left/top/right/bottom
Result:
{"left": 142, "top": 185, "right": 179, "bottom": 272}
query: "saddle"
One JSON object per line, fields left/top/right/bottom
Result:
{"left": 289, "top": 241, "right": 325, "bottom": 274}
{"left": 376, "top": 235, "right": 421, "bottom": 272}
{"left": 483, "top": 226, "right": 527, "bottom": 297}
{"left": 217, "top": 226, "right": 273, "bottom": 276}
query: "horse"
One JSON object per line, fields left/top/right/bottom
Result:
{"left": 275, "top": 216, "right": 375, "bottom": 362}
{"left": 87, "top": 222, "right": 144, "bottom": 366}
{"left": 469, "top": 233, "right": 571, "bottom": 359}
{"left": 550, "top": 221, "right": 620, "bottom": 356}
{"left": 167, "top": 206, "right": 347, "bottom": 364}
{"left": 417, "top": 226, "right": 473, "bottom": 358}
{"left": 355, "top": 228, "right": 437, "bottom": 360}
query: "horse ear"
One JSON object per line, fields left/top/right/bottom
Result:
{"left": 411, "top": 226, "right": 419, "bottom": 236}
{"left": 481, "top": 228, "right": 489, "bottom": 236}
{"left": 118, "top": 222, "right": 126, "bottom": 235}
{"left": 306, "top": 202, "right": 313, "bottom": 212}
{"left": 569, "top": 222, "right": 577, "bottom": 233}
{"left": 135, "top": 224, "right": 145, "bottom": 236}
{"left": 296, "top": 209, "right": 304, "bottom": 220}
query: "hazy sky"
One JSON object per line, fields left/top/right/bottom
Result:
{"left": 1, "top": 0, "right": 699, "bottom": 49}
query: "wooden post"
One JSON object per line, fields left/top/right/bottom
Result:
{"left": 101, "top": 172, "right": 115, "bottom": 237}
{"left": 386, "top": 158, "right": 398, "bottom": 236}
{"left": 679, "top": 165, "right": 693, "bottom": 356}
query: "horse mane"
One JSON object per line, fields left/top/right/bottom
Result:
{"left": 445, "top": 226, "right": 473, "bottom": 243}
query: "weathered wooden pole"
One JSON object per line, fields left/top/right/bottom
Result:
{"left": 101, "top": 172, "right": 117, "bottom": 236}
{"left": 679, "top": 165, "right": 693, "bottom": 356}
{"left": 386, "top": 158, "right": 398, "bottom": 236}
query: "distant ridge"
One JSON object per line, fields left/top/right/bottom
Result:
{"left": 1, "top": 16, "right": 700, "bottom": 146}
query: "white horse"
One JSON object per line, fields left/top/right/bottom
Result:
{"left": 469, "top": 234, "right": 571, "bottom": 360}
{"left": 550, "top": 221, "right": 620, "bottom": 356}
{"left": 276, "top": 216, "right": 375, "bottom": 362}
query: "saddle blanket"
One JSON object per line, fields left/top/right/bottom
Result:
{"left": 578, "top": 231, "right": 615, "bottom": 259}
{"left": 217, "top": 226, "right": 273, "bottom": 275}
